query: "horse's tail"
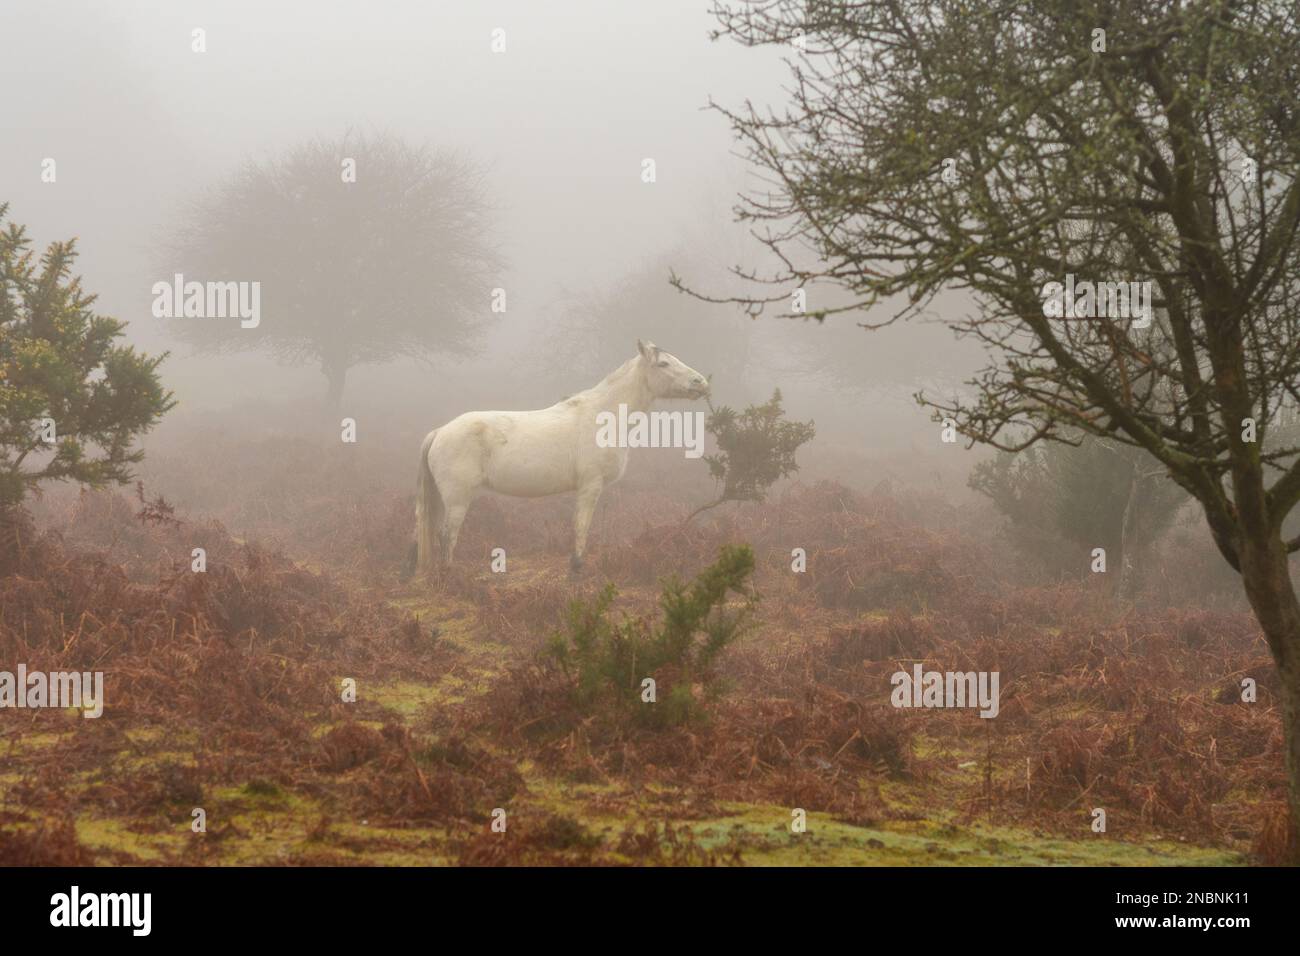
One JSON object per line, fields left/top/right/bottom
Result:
{"left": 406, "top": 429, "right": 443, "bottom": 578}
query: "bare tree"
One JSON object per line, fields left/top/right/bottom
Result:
{"left": 163, "top": 131, "right": 501, "bottom": 405}
{"left": 704, "top": 0, "right": 1300, "bottom": 850}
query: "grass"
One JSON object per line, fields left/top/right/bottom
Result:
{"left": 3, "top": 482, "right": 1273, "bottom": 867}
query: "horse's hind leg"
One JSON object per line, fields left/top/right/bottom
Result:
{"left": 440, "top": 493, "right": 472, "bottom": 564}
{"left": 570, "top": 479, "right": 604, "bottom": 574}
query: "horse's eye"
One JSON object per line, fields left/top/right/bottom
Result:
{"left": 656, "top": 360, "right": 670, "bottom": 368}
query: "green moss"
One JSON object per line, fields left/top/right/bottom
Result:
{"left": 629, "top": 804, "right": 1245, "bottom": 866}
{"left": 114, "top": 749, "right": 197, "bottom": 773}
{"left": 468, "top": 763, "right": 1247, "bottom": 867}
{"left": 183, "top": 790, "right": 456, "bottom": 865}
{"left": 124, "top": 727, "right": 169, "bottom": 746}
{"left": 310, "top": 719, "right": 386, "bottom": 738}
{"left": 0, "top": 731, "right": 71, "bottom": 754}
{"left": 366, "top": 679, "right": 449, "bottom": 718}
{"left": 76, "top": 818, "right": 185, "bottom": 863}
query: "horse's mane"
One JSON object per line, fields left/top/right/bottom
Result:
{"left": 570, "top": 356, "right": 639, "bottom": 400}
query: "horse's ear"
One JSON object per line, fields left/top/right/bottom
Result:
{"left": 637, "top": 339, "right": 656, "bottom": 360}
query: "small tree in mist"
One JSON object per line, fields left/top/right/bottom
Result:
{"left": 162, "top": 132, "right": 501, "bottom": 405}
{"left": 0, "top": 204, "right": 174, "bottom": 509}
{"left": 704, "top": 0, "right": 1300, "bottom": 851}
{"left": 689, "top": 390, "right": 815, "bottom": 521}
{"left": 970, "top": 435, "right": 1185, "bottom": 594}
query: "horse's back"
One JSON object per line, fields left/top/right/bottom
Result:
{"left": 430, "top": 406, "right": 582, "bottom": 498}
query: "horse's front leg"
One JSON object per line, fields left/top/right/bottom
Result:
{"left": 571, "top": 479, "right": 604, "bottom": 574}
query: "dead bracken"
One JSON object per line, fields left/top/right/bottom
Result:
{"left": 0, "top": 458, "right": 1287, "bottom": 865}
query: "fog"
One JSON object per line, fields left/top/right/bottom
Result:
{"left": 4, "top": 1, "right": 1282, "bottom": 879}
{"left": 2, "top": 0, "right": 983, "bottom": 480}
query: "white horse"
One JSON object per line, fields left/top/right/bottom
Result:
{"left": 408, "top": 340, "right": 709, "bottom": 574}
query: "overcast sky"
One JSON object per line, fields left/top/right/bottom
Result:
{"left": 1, "top": 0, "right": 976, "bottom": 462}
{"left": 4, "top": 3, "right": 776, "bottom": 324}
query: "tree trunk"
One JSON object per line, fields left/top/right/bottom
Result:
{"left": 323, "top": 360, "right": 348, "bottom": 410}
{"left": 1238, "top": 536, "right": 1300, "bottom": 862}
{"left": 1278, "top": 657, "right": 1300, "bottom": 863}
{"left": 1116, "top": 461, "right": 1139, "bottom": 602}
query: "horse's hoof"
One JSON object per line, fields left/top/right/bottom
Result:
{"left": 569, "top": 555, "right": 584, "bottom": 575}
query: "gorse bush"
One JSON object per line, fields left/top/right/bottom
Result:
{"left": 0, "top": 204, "right": 174, "bottom": 508}
{"left": 545, "top": 545, "right": 756, "bottom": 727}
{"left": 969, "top": 434, "right": 1185, "bottom": 589}
{"left": 689, "top": 389, "right": 814, "bottom": 521}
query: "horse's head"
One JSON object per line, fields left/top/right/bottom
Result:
{"left": 637, "top": 340, "right": 710, "bottom": 400}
